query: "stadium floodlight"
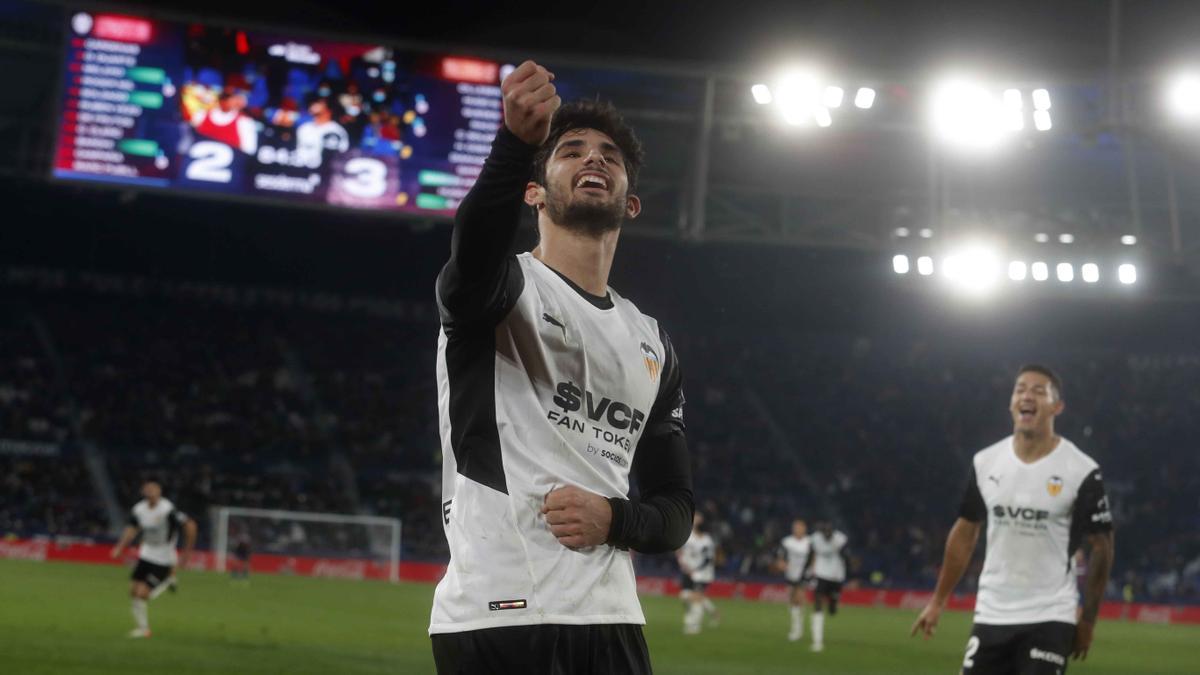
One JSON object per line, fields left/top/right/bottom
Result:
{"left": 1032, "top": 88, "right": 1052, "bottom": 110}
{"left": 751, "top": 83, "right": 773, "bottom": 105}
{"left": 1056, "top": 262, "right": 1074, "bottom": 282}
{"left": 854, "top": 87, "right": 876, "bottom": 109}
{"left": 823, "top": 85, "right": 845, "bottom": 108}
{"left": 895, "top": 227, "right": 911, "bottom": 237}
{"left": 1118, "top": 263, "right": 1137, "bottom": 284}
{"left": 1059, "top": 233, "right": 1074, "bottom": 244}
{"left": 1082, "top": 263, "right": 1100, "bottom": 283}
{"left": 1008, "top": 260, "right": 1027, "bottom": 281}
{"left": 942, "top": 243, "right": 1001, "bottom": 296}
{"left": 917, "top": 256, "right": 934, "bottom": 275}
{"left": 1166, "top": 73, "right": 1200, "bottom": 119}
{"left": 776, "top": 70, "right": 823, "bottom": 126}
{"left": 1032, "top": 261, "right": 1049, "bottom": 281}
{"left": 1034, "top": 233, "right": 1050, "bottom": 243}
{"left": 814, "top": 106, "right": 833, "bottom": 127}
{"left": 1033, "top": 109, "right": 1052, "bottom": 131}
{"left": 893, "top": 254, "right": 910, "bottom": 274}
{"left": 1003, "top": 88, "right": 1024, "bottom": 130}
{"left": 1121, "top": 234, "right": 1137, "bottom": 245}
{"left": 919, "top": 228, "right": 933, "bottom": 238}
{"left": 930, "top": 78, "right": 1013, "bottom": 151}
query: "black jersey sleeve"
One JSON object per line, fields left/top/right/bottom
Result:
{"left": 606, "top": 428, "right": 694, "bottom": 554}
{"left": 644, "top": 326, "right": 685, "bottom": 437}
{"left": 436, "top": 126, "right": 537, "bottom": 330}
{"left": 958, "top": 464, "right": 987, "bottom": 523}
{"left": 1071, "top": 468, "right": 1114, "bottom": 535}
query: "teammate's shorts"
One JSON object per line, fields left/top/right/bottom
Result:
{"left": 814, "top": 578, "right": 843, "bottom": 598}
{"left": 962, "top": 621, "right": 1075, "bottom": 675}
{"left": 131, "top": 559, "right": 172, "bottom": 589}
{"left": 679, "top": 574, "right": 708, "bottom": 593}
{"left": 431, "top": 623, "right": 651, "bottom": 674}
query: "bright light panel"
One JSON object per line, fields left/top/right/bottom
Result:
{"left": 776, "top": 71, "right": 822, "bottom": 125}
{"left": 1002, "top": 89, "right": 1024, "bottom": 130}
{"left": 1034, "top": 233, "right": 1050, "bottom": 243}
{"left": 930, "top": 79, "right": 1012, "bottom": 151}
{"left": 1059, "top": 233, "right": 1074, "bottom": 244}
{"left": 1034, "top": 109, "right": 1052, "bottom": 131}
{"left": 1032, "top": 88, "right": 1052, "bottom": 110}
{"left": 823, "top": 86, "right": 844, "bottom": 108}
{"left": 751, "top": 84, "right": 772, "bottom": 105}
{"left": 814, "top": 106, "right": 833, "bottom": 128}
{"left": 895, "top": 227, "right": 911, "bottom": 237}
{"left": 1121, "top": 234, "right": 1137, "bottom": 245}
{"left": 1082, "top": 263, "right": 1100, "bottom": 283}
{"left": 1032, "top": 261, "right": 1049, "bottom": 281}
{"left": 1056, "top": 262, "right": 1074, "bottom": 282}
{"left": 854, "top": 87, "right": 876, "bottom": 109}
{"left": 1008, "top": 260, "right": 1027, "bottom": 281}
{"left": 1118, "top": 263, "right": 1137, "bottom": 284}
{"left": 893, "top": 254, "right": 910, "bottom": 274}
{"left": 1167, "top": 74, "right": 1200, "bottom": 119}
{"left": 942, "top": 244, "right": 1002, "bottom": 296}
{"left": 919, "top": 228, "right": 933, "bottom": 238}
{"left": 917, "top": 256, "right": 934, "bottom": 275}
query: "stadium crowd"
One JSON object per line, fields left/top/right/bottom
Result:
{"left": 2, "top": 271, "right": 1198, "bottom": 603}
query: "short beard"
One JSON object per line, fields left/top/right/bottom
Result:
{"left": 544, "top": 183, "right": 626, "bottom": 237}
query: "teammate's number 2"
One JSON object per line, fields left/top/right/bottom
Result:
{"left": 185, "top": 141, "right": 234, "bottom": 183}
{"left": 962, "top": 635, "right": 980, "bottom": 670}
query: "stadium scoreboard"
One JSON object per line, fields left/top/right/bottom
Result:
{"left": 53, "top": 11, "right": 518, "bottom": 216}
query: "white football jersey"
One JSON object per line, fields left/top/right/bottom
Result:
{"left": 809, "top": 530, "right": 848, "bottom": 582}
{"left": 680, "top": 531, "right": 716, "bottom": 583}
{"left": 780, "top": 535, "right": 811, "bottom": 582}
{"left": 129, "top": 498, "right": 187, "bottom": 566}
{"left": 961, "top": 436, "right": 1112, "bottom": 625}
{"left": 431, "top": 253, "right": 684, "bottom": 634}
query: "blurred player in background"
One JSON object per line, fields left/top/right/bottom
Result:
{"left": 229, "top": 530, "right": 252, "bottom": 584}
{"left": 109, "top": 480, "right": 197, "bottom": 638}
{"left": 805, "top": 519, "right": 849, "bottom": 652}
{"left": 677, "top": 512, "right": 719, "bottom": 634}
{"left": 776, "top": 517, "right": 812, "bottom": 641}
{"left": 912, "top": 365, "right": 1114, "bottom": 674}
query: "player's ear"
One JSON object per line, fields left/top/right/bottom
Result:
{"left": 1053, "top": 398, "right": 1065, "bottom": 416}
{"left": 524, "top": 182, "right": 545, "bottom": 210}
{"left": 625, "top": 194, "right": 641, "bottom": 220}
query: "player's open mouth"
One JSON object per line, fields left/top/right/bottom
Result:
{"left": 1018, "top": 405, "right": 1036, "bottom": 421}
{"left": 574, "top": 172, "right": 610, "bottom": 193}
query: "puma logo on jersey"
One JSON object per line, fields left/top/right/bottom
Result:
{"left": 542, "top": 313, "right": 566, "bottom": 330}
{"left": 988, "top": 475, "right": 1001, "bottom": 486}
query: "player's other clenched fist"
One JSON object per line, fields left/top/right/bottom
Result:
{"left": 502, "top": 60, "right": 561, "bottom": 146}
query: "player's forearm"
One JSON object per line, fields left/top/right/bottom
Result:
{"left": 183, "top": 521, "right": 198, "bottom": 553}
{"left": 439, "top": 126, "right": 536, "bottom": 314}
{"left": 607, "top": 431, "right": 694, "bottom": 553}
{"left": 1080, "top": 532, "right": 1114, "bottom": 623}
{"left": 115, "top": 526, "right": 137, "bottom": 550}
{"left": 931, "top": 520, "right": 978, "bottom": 606}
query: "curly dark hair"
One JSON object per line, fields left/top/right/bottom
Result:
{"left": 531, "top": 100, "right": 644, "bottom": 194}
{"left": 1017, "top": 363, "right": 1064, "bottom": 400}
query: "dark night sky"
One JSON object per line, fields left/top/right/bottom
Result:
{"left": 125, "top": 0, "right": 1200, "bottom": 77}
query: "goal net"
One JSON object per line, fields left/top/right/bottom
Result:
{"left": 211, "top": 506, "right": 401, "bottom": 583}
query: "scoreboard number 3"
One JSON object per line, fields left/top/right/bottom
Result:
{"left": 341, "top": 157, "right": 388, "bottom": 199}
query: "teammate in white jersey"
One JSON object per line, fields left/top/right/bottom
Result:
{"left": 676, "top": 513, "right": 719, "bottom": 634}
{"left": 804, "top": 520, "right": 849, "bottom": 652}
{"left": 912, "top": 365, "right": 1114, "bottom": 674}
{"left": 109, "top": 480, "right": 197, "bottom": 638}
{"left": 775, "top": 518, "right": 811, "bottom": 641}
{"left": 429, "top": 61, "right": 693, "bottom": 673}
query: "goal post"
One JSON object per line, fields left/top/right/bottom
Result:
{"left": 212, "top": 506, "right": 402, "bottom": 583}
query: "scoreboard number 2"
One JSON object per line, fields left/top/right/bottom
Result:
{"left": 185, "top": 141, "right": 234, "bottom": 183}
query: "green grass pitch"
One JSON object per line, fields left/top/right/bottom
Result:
{"left": 1, "top": 559, "right": 1195, "bottom": 674}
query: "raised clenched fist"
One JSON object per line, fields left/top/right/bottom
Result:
{"left": 502, "top": 60, "right": 561, "bottom": 146}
